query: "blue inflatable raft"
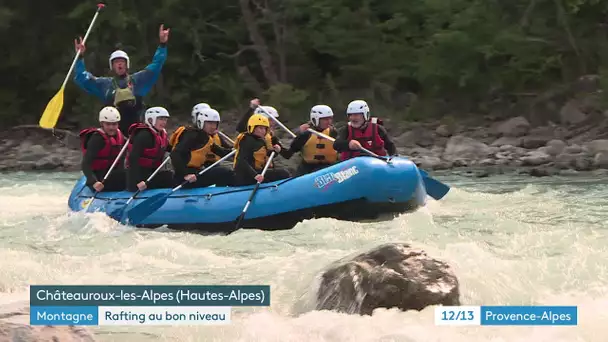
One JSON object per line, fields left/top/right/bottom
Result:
{"left": 68, "top": 156, "right": 433, "bottom": 232}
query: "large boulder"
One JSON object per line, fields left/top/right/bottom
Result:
{"left": 560, "top": 99, "right": 587, "bottom": 125}
{"left": 564, "top": 144, "right": 583, "bottom": 154}
{"left": 496, "top": 116, "right": 530, "bottom": 137}
{"left": 521, "top": 135, "right": 553, "bottom": 149}
{"left": 393, "top": 127, "right": 435, "bottom": 148}
{"left": 520, "top": 150, "right": 552, "bottom": 166}
{"left": 435, "top": 124, "right": 453, "bottom": 137}
{"left": 594, "top": 152, "right": 608, "bottom": 169}
{"left": 490, "top": 136, "right": 523, "bottom": 147}
{"left": 544, "top": 139, "right": 566, "bottom": 156}
{"left": 554, "top": 152, "right": 582, "bottom": 169}
{"left": 584, "top": 139, "right": 608, "bottom": 155}
{"left": 315, "top": 243, "right": 460, "bottom": 315}
{"left": 0, "top": 137, "right": 82, "bottom": 172}
{"left": 15, "top": 143, "right": 47, "bottom": 162}
{"left": 0, "top": 302, "right": 96, "bottom": 341}
{"left": 443, "top": 135, "right": 491, "bottom": 162}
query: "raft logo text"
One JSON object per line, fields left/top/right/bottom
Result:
{"left": 314, "top": 166, "right": 359, "bottom": 190}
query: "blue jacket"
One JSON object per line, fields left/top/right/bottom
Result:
{"left": 73, "top": 44, "right": 168, "bottom": 104}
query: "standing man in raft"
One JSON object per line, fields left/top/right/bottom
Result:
{"left": 73, "top": 24, "right": 170, "bottom": 136}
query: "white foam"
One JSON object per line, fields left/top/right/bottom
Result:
{"left": 0, "top": 172, "right": 606, "bottom": 341}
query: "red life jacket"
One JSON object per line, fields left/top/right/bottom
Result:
{"left": 125, "top": 123, "right": 168, "bottom": 168}
{"left": 340, "top": 117, "right": 387, "bottom": 160}
{"left": 79, "top": 128, "right": 126, "bottom": 171}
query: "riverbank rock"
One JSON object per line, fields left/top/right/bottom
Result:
{"left": 0, "top": 126, "right": 82, "bottom": 172}
{"left": 585, "top": 139, "right": 608, "bottom": 155}
{"left": 443, "top": 135, "right": 491, "bottom": 162}
{"left": 560, "top": 99, "right": 588, "bottom": 125}
{"left": 496, "top": 116, "right": 530, "bottom": 137}
{"left": 521, "top": 150, "right": 552, "bottom": 166}
{"left": 315, "top": 243, "right": 460, "bottom": 315}
{"left": 544, "top": 139, "right": 566, "bottom": 156}
{"left": 5, "top": 100, "right": 608, "bottom": 177}
{"left": 0, "top": 140, "right": 81, "bottom": 172}
{"left": 0, "top": 302, "right": 96, "bottom": 341}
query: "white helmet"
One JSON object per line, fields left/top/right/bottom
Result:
{"left": 310, "top": 105, "right": 334, "bottom": 127}
{"left": 109, "top": 50, "right": 130, "bottom": 70}
{"left": 191, "top": 103, "right": 211, "bottom": 124}
{"left": 196, "top": 108, "right": 221, "bottom": 130}
{"left": 99, "top": 106, "right": 121, "bottom": 123}
{"left": 144, "top": 107, "right": 170, "bottom": 128}
{"left": 255, "top": 105, "right": 279, "bottom": 118}
{"left": 346, "top": 100, "right": 370, "bottom": 121}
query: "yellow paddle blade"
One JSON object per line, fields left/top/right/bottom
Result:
{"left": 39, "top": 86, "right": 65, "bottom": 129}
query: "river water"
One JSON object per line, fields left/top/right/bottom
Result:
{"left": 0, "top": 171, "right": 606, "bottom": 341}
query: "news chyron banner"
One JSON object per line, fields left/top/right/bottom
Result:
{"left": 435, "top": 305, "right": 578, "bottom": 326}
{"left": 30, "top": 285, "right": 270, "bottom": 326}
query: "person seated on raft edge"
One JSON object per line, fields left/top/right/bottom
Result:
{"left": 232, "top": 114, "right": 291, "bottom": 186}
{"left": 190, "top": 103, "right": 233, "bottom": 150}
{"left": 125, "top": 106, "right": 174, "bottom": 192}
{"left": 169, "top": 107, "right": 234, "bottom": 188}
{"left": 333, "top": 99, "right": 397, "bottom": 160}
{"left": 80, "top": 106, "right": 127, "bottom": 192}
{"left": 281, "top": 104, "right": 339, "bottom": 176}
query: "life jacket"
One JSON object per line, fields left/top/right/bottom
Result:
{"left": 301, "top": 127, "right": 338, "bottom": 164}
{"left": 264, "top": 133, "right": 274, "bottom": 149}
{"left": 233, "top": 133, "right": 274, "bottom": 170}
{"left": 168, "top": 126, "right": 222, "bottom": 168}
{"left": 112, "top": 74, "right": 136, "bottom": 106}
{"left": 340, "top": 117, "right": 387, "bottom": 160}
{"left": 206, "top": 134, "right": 223, "bottom": 163}
{"left": 110, "top": 75, "right": 143, "bottom": 118}
{"left": 126, "top": 123, "right": 168, "bottom": 169}
{"left": 79, "top": 128, "right": 126, "bottom": 171}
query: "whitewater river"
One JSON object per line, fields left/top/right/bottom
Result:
{"left": 0, "top": 171, "right": 606, "bottom": 341}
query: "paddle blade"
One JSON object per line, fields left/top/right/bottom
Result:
{"left": 107, "top": 206, "right": 127, "bottom": 222}
{"left": 123, "top": 192, "right": 171, "bottom": 225}
{"left": 39, "top": 86, "right": 65, "bottom": 129}
{"left": 419, "top": 170, "right": 450, "bottom": 200}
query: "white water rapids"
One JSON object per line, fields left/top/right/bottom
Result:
{"left": 0, "top": 171, "right": 606, "bottom": 341}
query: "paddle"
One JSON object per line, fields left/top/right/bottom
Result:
{"left": 305, "top": 128, "right": 450, "bottom": 201}
{"left": 83, "top": 135, "right": 130, "bottom": 212}
{"left": 229, "top": 151, "right": 276, "bottom": 234}
{"left": 217, "top": 131, "right": 235, "bottom": 145}
{"left": 107, "top": 155, "right": 172, "bottom": 221}
{"left": 417, "top": 169, "right": 450, "bottom": 200}
{"left": 39, "top": 3, "right": 105, "bottom": 129}
{"left": 256, "top": 106, "right": 298, "bottom": 140}
{"left": 121, "top": 149, "right": 238, "bottom": 225}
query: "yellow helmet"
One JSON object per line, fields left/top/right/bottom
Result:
{"left": 247, "top": 114, "right": 270, "bottom": 133}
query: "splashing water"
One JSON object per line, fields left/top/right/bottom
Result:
{"left": 0, "top": 171, "right": 606, "bottom": 341}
